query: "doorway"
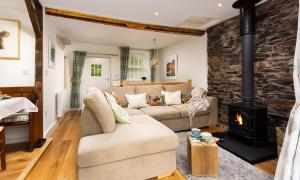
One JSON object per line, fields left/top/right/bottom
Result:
{"left": 81, "top": 57, "right": 111, "bottom": 99}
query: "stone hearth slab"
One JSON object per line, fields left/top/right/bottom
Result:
{"left": 214, "top": 133, "right": 277, "bottom": 164}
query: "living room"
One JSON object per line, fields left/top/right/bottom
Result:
{"left": 0, "top": 0, "right": 299, "bottom": 179}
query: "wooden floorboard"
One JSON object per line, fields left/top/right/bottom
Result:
{"left": 0, "top": 111, "right": 276, "bottom": 180}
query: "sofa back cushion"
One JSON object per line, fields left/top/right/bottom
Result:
{"left": 84, "top": 89, "right": 116, "bottom": 133}
{"left": 135, "top": 84, "right": 163, "bottom": 104}
{"left": 135, "top": 84, "right": 163, "bottom": 96}
{"left": 163, "top": 83, "right": 191, "bottom": 96}
{"left": 80, "top": 108, "right": 103, "bottom": 137}
{"left": 108, "top": 86, "right": 135, "bottom": 107}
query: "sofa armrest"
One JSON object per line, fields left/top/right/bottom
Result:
{"left": 207, "top": 96, "right": 218, "bottom": 126}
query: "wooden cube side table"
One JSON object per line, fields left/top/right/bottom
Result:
{"left": 0, "top": 126, "right": 6, "bottom": 171}
{"left": 187, "top": 135, "right": 218, "bottom": 177}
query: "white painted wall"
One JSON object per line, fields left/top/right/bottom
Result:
{"left": 65, "top": 42, "right": 120, "bottom": 108}
{"left": 0, "top": 3, "right": 35, "bottom": 87}
{"left": 159, "top": 35, "right": 208, "bottom": 89}
{"left": 0, "top": 2, "right": 35, "bottom": 143}
{"left": 42, "top": 15, "right": 65, "bottom": 137}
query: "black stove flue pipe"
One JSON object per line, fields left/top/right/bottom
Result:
{"left": 233, "top": 0, "right": 261, "bottom": 105}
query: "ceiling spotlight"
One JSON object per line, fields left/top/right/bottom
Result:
{"left": 155, "top": 12, "right": 159, "bottom": 16}
{"left": 218, "top": 3, "right": 223, "bottom": 7}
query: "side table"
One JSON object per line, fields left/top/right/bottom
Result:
{"left": 187, "top": 134, "right": 218, "bottom": 177}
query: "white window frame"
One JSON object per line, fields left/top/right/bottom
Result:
{"left": 127, "top": 50, "right": 150, "bottom": 82}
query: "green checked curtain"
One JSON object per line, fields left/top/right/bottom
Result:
{"left": 120, "top": 47, "right": 130, "bottom": 81}
{"left": 70, "top": 51, "right": 86, "bottom": 109}
{"left": 150, "top": 49, "right": 155, "bottom": 82}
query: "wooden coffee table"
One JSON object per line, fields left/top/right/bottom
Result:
{"left": 187, "top": 134, "right": 219, "bottom": 177}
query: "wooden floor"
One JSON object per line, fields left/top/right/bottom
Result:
{"left": 0, "top": 111, "right": 277, "bottom": 180}
{"left": 0, "top": 143, "right": 41, "bottom": 179}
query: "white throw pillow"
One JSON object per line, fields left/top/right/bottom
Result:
{"left": 105, "top": 92, "right": 131, "bottom": 124}
{"left": 125, "top": 93, "right": 149, "bottom": 109}
{"left": 161, "top": 90, "right": 182, "bottom": 105}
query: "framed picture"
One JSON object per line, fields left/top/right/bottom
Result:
{"left": 165, "top": 55, "right": 178, "bottom": 79}
{"left": 0, "top": 18, "right": 20, "bottom": 60}
{"left": 91, "top": 64, "right": 102, "bottom": 77}
{"left": 48, "top": 37, "right": 56, "bottom": 69}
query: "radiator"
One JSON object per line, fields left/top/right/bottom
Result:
{"left": 56, "top": 89, "right": 67, "bottom": 118}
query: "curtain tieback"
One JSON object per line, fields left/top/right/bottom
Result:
{"left": 71, "top": 78, "right": 81, "bottom": 84}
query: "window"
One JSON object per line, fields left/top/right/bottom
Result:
{"left": 91, "top": 64, "right": 101, "bottom": 77}
{"left": 127, "top": 50, "right": 150, "bottom": 81}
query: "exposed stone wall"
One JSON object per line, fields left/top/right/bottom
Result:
{"left": 207, "top": 0, "right": 298, "bottom": 140}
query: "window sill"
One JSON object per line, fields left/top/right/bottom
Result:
{"left": 127, "top": 79, "right": 148, "bottom": 82}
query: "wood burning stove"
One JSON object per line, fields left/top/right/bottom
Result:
{"left": 228, "top": 103, "right": 268, "bottom": 146}
{"left": 227, "top": 0, "right": 269, "bottom": 146}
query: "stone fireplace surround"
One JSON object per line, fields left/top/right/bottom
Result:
{"left": 207, "top": 0, "right": 298, "bottom": 141}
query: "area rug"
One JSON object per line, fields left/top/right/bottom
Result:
{"left": 176, "top": 132, "right": 273, "bottom": 180}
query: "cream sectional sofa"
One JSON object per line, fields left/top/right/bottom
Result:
{"left": 78, "top": 82, "right": 218, "bottom": 180}
{"left": 103, "top": 83, "right": 218, "bottom": 132}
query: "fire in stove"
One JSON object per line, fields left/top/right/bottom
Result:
{"left": 235, "top": 113, "right": 243, "bottom": 125}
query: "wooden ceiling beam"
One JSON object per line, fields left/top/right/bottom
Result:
{"left": 45, "top": 7, "right": 206, "bottom": 36}
{"left": 25, "top": 0, "right": 42, "bottom": 37}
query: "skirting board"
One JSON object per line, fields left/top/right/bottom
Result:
{"left": 43, "top": 121, "right": 58, "bottom": 138}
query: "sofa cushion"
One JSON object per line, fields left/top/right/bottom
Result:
{"left": 171, "top": 104, "right": 209, "bottom": 118}
{"left": 125, "top": 93, "right": 149, "bottom": 109}
{"left": 78, "top": 114, "right": 178, "bottom": 168}
{"left": 105, "top": 92, "right": 131, "bottom": 124}
{"left": 140, "top": 106, "right": 181, "bottom": 121}
{"left": 106, "top": 87, "right": 135, "bottom": 107}
{"left": 163, "top": 83, "right": 191, "bottom": 97}
{"left": 84, "top": 90, "right": 116, "bottom": 133}
{"left": 124, "top": 108, "right": 145, "bottom": 115}
{"left": 148, "top": 95, "right": 164, "bottom": 106}
{"left": 161, "top": 91, "right": 181, "bottom": 105}
{"left": 171, "top": 104, "right": 189, "bottom": 118}
{"left": 135, "top": 84, "right": 163, "bottom": 96}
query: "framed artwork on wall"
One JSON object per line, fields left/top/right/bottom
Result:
{"left": 0, "top": 18, "right": 20, "bottom": 60}
{"left": 165, "top": 55, "right": 178, "bottom": 79}
{"left": 48, "top": 37, "right": 56, "bottom": 69}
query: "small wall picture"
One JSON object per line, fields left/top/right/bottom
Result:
{"left": 0, "top": 18, "right": 20, "bottom": 60}
{"left": 91, "top": 64, "right": 101, "bottom": 76}
{"left": 165, "top": 55, "right": 177, "bottom": 79}
{"left": 48, "top": 37, "right": 56, "bottom": 69}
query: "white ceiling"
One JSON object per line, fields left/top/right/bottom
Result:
{"left": 42, "top": 0, "right": 243, "bottom": 49}
{"left": 47, "top": 16, "right": 192, "bottom": 49}
{"left": 2, "top": 0, "right": 268, "bottom": 49}
{"left": 41, "top": 0, "right": 240, "bottom": 27}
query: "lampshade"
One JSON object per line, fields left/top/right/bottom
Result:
{"left": 150, "top": 39, "right": 160, "bottom": 68}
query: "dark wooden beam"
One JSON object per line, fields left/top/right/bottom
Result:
{"left": 45, "top": 7, "right": 206, "bottom": 36}
{"left": 24, "top": 0, "right": 42, "bottom": 37}
{"left": 24, "top": 0, "right": 44, "bottom": 150}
